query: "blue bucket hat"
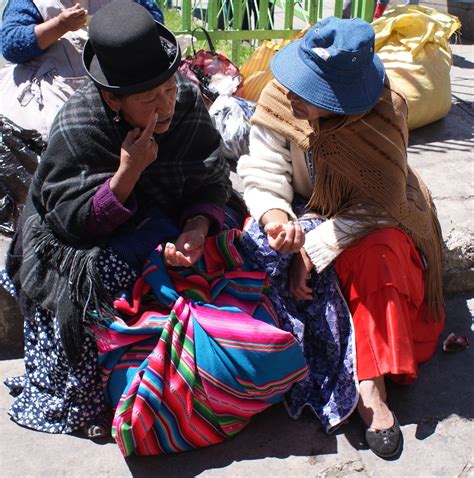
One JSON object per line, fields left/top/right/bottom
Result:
{"left": 271, "top": 17, "right": 385, "bottom": 115}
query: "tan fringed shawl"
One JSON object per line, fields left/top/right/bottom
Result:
{"left": 252, "top": 79, "right": 444, "bottom": 319}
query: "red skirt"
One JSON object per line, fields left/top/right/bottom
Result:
{"left": 335, "top": 228, "right": 445, "bottom": 384}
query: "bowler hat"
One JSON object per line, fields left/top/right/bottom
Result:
{"left": 83, "top": 0, "right": 181, "bottom": 95}
{"left": 271, "top": 17, "right": 385, "bottom": 115}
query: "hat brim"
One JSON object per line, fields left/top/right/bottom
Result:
{"left": 271, "top": 38, "right": 385, "bottom": 115}
{"left": 83, "top": 21, "right": 181, "bottom": 95}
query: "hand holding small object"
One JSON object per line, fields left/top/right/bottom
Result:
{"left": 35, "top": 3, "right": 88, "bottom": 50}
{"left": 58, "top": 3, "right": 88, "bottom": 32}
{"left": 264, "top": 220, "right": 305, "bottom": 254}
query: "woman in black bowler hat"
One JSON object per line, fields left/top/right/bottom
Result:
{"left": 0, "top": 0, "right": 165, "bottom": 140}
{"left": 2, "top": 0, "right": 236, "bottom": 438}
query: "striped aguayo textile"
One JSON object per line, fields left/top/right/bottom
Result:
{"left": 96, "top": 229, "right": 308, "bottom": 456}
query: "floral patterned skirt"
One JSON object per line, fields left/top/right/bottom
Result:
{"left": 1, "top": 250, "right": 138, "bottom": 434}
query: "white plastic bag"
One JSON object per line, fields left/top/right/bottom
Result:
{"left": 209, "top": 96, "right": 256, "bottom": 162}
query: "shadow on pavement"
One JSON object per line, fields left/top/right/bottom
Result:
{"left": 452, "top": 53, "right": 474, "bottom": 69}
{"left": 408, "top": 103, "right": 473, "bottom": 153}
{"left": 329, "top": 292, "right": 473, "bottom": 455}
{"left": 0, "top": 347, "right": 23, "bottom": 361}
{"left": 386, "top": 293, "right": 473, "bottom": 438}
{"left": 125, "top": 293, "right": 472, "bottom": 475}
{"left": 125, "top": 405, "right": 336, "bottom": 478}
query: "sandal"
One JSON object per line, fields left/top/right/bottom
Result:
{"left": 365, "top": 412, "right": 402, "bottom": 458}
{"left": 83, "top": 409, "right": 113, "bottom": 439}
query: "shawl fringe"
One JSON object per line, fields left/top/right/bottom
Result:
{"left": 30, "top": 225, "right": 115, "bottom": 363}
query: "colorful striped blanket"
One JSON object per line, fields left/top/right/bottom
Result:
{"left": 96, "top": 229, "right": 307, "bottom": 456}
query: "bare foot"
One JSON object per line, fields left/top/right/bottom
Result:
{"left": 358, "top": 376, "right": 394, "bottom": 430}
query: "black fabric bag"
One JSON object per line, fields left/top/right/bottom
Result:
{"left": 0, "top": 115, "right": 45, "bottom": 235}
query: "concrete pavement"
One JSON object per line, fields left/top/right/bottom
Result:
{"left": 0, "top": 34, "right": 473, "bottom": 478}
{"left": 0, "top": 292, "right": 472, "bottom": 477}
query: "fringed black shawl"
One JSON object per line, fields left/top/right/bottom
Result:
{"left": 7, "top": 74, "right": 231, "bottom": 363}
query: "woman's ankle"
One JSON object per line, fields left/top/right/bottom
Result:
{"left": 358, "top": 377, "right": 394, "bottom": 430}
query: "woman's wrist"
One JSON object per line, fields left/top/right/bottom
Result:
{"left": 261, "top": 209, "right": 290, "bottom": 226}
{"left": 184, "top": 215, "right": 210, "bottom": 236}
{"left": 34, "top": 17, "right": 68, "bottom": 50}
{"left": 109, "top": 167, "right": 140, "bottom": 205}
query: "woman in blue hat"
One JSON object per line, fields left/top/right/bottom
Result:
{"left": 238, "top": 16, "right": 445, "bottom": 458}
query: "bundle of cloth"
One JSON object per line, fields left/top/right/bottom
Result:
{"left": 95, "top": 229, "right": 308, "bottom": 456}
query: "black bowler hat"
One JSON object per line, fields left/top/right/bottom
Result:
{"left": 83, "top": 0, "right": 181, "bottom": 95}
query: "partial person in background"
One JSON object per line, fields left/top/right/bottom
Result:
{"left": 0, "top": 0, "right": 164, "bottom": 139}
{"left": 342, "top": 0, "right": 420, "bottom": 20}
{"left": 218, "top": 0, "right": 275, "bottom": 31}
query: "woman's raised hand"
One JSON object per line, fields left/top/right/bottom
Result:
{"left": 264, "top": 220, "right": 305, "bottom": 254}
{"left": 58, "top": 3, "right": 88, "bottom": 32}
{"left": 120, "top": 113, "right": 159, "bottom": 176}
{"left": 35, "top": 3, "right": 88, "bottom": 49}
{"left": 109, "top": 113, "right": 158, "bottom": 204}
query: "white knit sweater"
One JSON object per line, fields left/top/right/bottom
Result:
{"left": 237, "top": 124, "right": 368, "bottom": 272}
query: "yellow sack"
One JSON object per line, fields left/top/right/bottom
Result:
{"left": 373, "top": 5, "right": 461, "bottom": 130}
{"left": 239, "top": 26, "right": 312, "bottom": 103}
{"left": 239, "top": 39, "right": 292, "bottom": 103}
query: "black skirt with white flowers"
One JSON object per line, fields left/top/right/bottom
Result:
{"left": 1, "top": 249, "right": 137, "bottom": 434}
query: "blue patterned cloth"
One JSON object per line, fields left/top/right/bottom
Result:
{"left": 1, "top": 250, "right": 138, "bottom": 433}
{"left": 240, "top": 205, "right": 358, "bottom": 432}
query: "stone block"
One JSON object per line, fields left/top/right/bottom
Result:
{"left": 449, "top": 0, "right": 474, "bottom": 41}
{"left": 443, "top": 227, "right": 474, "bottom": 295}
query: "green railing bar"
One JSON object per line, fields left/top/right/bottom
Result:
{"left": 258, "top": 0, "right": 270, "bottom": 29}
{"left": 334, "top": 0, "right": 343, "bottom": 17}
{"left": 175, "top": 29, "right": 303, "bottom": 41}
{"left": 181, "top": 0, "right": 192, "bottom": 31}
{"left": 353, "top": 0, "right": 360, "bottom": 17}
{"left": 307, "top": 0, "right": 318, "bottom": 23}
{"left": 231, "top": 0, "right": 243, "bottom": 62}
{"left": 352, "top": 0, "right": 375, "bottom": 21}
{"left": 361, "top": 0, "right": 375, "bottom": 22}
{"left": 272, "top": 0, "right": 306, "bottom": 24}
{"left": 284, "top": 0, "right": 295, "bottom": 29}
{"left": 207, "top": 0, "right": 218, "bottom": 31}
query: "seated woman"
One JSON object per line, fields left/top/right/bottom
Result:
{"left": 0, "top": 0, "right": 163, "bottom": 139}
{"left": 238, "top": 17, "right": 445, "bottom": 458}
{"left": 2, "top": 1, "right": 307, "bottom": 456}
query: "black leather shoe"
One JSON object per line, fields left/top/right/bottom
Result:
{"left": 365, "top": 413, "right": 402, "bottom": 458}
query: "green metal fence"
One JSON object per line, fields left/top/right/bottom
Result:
{"left": 166, "top": 0, "right": 375, "bottom": 62}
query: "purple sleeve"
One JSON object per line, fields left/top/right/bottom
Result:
{"left": 180, "top": 202, "right": 225, "bottom": 236}
{"left": 86, "top": 179, "right": 138, "bottom": 238}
